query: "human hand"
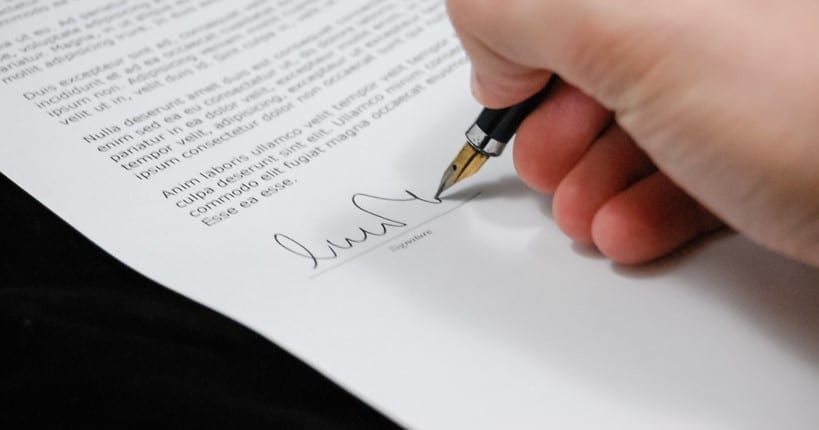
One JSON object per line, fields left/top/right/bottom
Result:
{"left": 446, "top": 0, "right": 819, "bottom": 266}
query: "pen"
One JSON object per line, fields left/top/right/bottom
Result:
{"left": 435, "top": 78, "right": 557, "bottom": 199}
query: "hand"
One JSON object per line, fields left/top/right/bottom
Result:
{"left": 447, "top": 0, "right": 819, "bottom": 266}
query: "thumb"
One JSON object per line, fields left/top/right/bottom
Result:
{"left": 446, "top": 0, "right": 663, "bottom": 109}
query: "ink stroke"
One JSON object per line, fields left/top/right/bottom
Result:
{"left": 273, "top": 191, "right": 442, "bottom": 269}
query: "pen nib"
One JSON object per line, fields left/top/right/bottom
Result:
{"left": 435, "top": 143, "right": 488, "bottom": 199}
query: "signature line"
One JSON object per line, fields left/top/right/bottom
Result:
{"left": 309, "top": 191, "right": 481, "bottom": 279}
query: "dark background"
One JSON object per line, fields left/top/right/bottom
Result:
{"left": 0, "top": 173, "right": 398, "bottom": 429}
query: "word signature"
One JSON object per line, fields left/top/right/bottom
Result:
{"left": 274, "top": 191, "right": 442, "bottom": 269}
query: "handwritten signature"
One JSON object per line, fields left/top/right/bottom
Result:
{"left": 273, "top": 191, "right": 442, "bottom": 269}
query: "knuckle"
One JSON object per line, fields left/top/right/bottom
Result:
{"left": 446, "top": 0, "right": 495, "bottom": 33}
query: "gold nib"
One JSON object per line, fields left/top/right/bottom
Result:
{"left": 435, "top": 143, "right": 488, "bottom": 199}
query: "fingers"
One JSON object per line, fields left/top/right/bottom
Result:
{"left": 533, "top": 118, "right": 723, "bottom": 264}
{"left": 592, "top": 172, "right": 724, "bottom": 264}
{"left": 513, "top": 81, "right": 612, "bottom": 194}
{"left": 469, "top": 56, "right": 553, "bottom": 110}
{"left": 552, "top": 125, "right": 656, "bottom": 244}
{"left": 446, "top": 0, "right": 552, "bottom": 107}
{"left": 446, "top": 0, "right": 662, "bottom": 108}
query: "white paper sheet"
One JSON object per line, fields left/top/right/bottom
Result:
{"left": 2, "top": 1, "right": 819, "bottom": 428}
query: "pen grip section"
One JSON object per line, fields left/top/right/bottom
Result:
{"left": 475, "top": 80, "right": 556, "bottom": 144}
{"left": 475, "top": 106, "right": 512, "bottom": 136}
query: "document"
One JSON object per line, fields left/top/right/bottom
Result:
{"left": 2, "top": 1, "right": 819, "bottom": 428}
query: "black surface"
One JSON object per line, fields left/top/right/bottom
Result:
{"left": 0, "top": 173, "right": 399, "bottom": 429}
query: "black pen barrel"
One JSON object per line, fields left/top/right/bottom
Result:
{"left": 474, "top": 79, "right": 557, "bottom": 144}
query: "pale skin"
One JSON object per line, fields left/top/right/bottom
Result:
{"left": 446, "top": 0, "right": 819, "bottom": 266}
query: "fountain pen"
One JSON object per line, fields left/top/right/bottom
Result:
{"left": 435, "top": 79, "right": 556, "bottom": 199}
